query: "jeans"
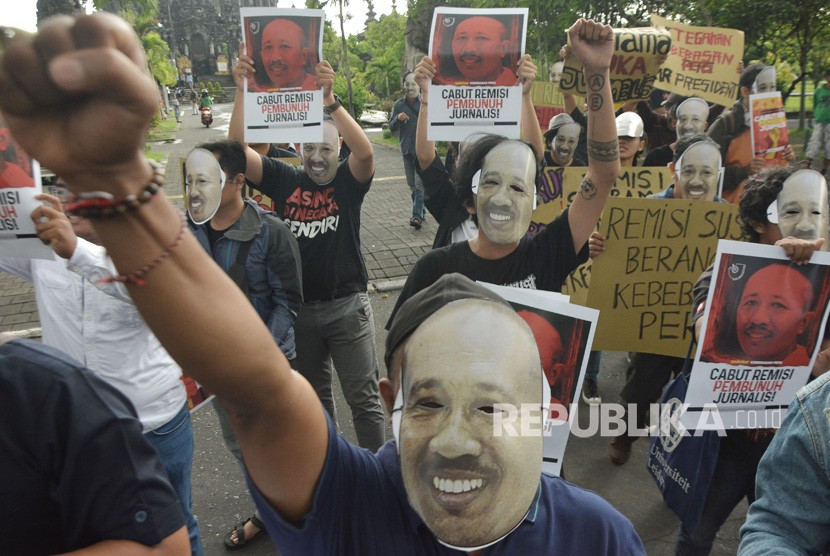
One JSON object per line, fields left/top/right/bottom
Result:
{"left": 585, "top": 351, "right": 601, "bottom": 383}
{"left": 293, "top": 292, "right": 386, "bottom": 451}
{"left": 145, "top": 402, "right": 203, "bottom": 556}
{"left": 676, "top": 455, "right": 757, "bottom": 555}
{"left": 402, "top": 153, "right": 425, "bottom": 220}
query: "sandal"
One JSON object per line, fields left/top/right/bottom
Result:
{"left": 223, "top": 514, "right": 265, "bottom": 550}
{"left": 409, "top": 217, "right": 422, "bottom": 230}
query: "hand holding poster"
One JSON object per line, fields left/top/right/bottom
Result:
{"left": 682, "top": 241, "right": 830, "bottom": 429}
{"left": 560, "top": 27, "right": 671, "bottom": 102}
{"left": 531, "top": 81, "right": 564, "bottom": 134}
{"left": 427, "top": 7, "right": 527, "bottom": 141}
{"left": 241, "top": 8, "right": 324, "bottom": 143}
{"left": 750, "top": 92, "right": 790, "bottom": 168}
{"left": 0, "top": 117, "right": 52, "bottom": 259}
{"left": 651, "top": 15, "right": 744, "bottom": 107}
{"left": 480, "top": 283, "right": 597, "bottom": 477}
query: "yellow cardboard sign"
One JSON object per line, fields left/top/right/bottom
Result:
{"left": 532, "top": 167, "right": 672, "bottom": 304}
{"left": 560, "top": 27, "right": 671, "bottom": 102}
{"left": 586, "top": 198, "right": 743, "bottom": 357}
{"left": 651, "top": 15, "right": 744, "bottom": 107}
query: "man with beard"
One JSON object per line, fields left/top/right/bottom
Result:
{"left": 389, "top": 18, "right": 620, "bottom": 321}
{"left": 0, "top": 15, "right": 645, "bottom": 553}
{"left": 643, "top": 96, "right": 710, "bottom": 167}
{"left": 389, "top": 72, "right": 425, "bottom": 229}
{"left": 229, "top": 45, "right": 386, "bottom": 452}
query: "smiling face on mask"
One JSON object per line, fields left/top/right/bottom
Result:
{"left": 473, "top": 141, "right": 536, "bottom": 245}
{"left": 675, "top": 98, "right": 709, "bottom": 140}
{"left": 550, "top": 123, "right": 580, "bottom": 167}
{"left": 404, "top": 73, "right": 420, "bottom": 100}
{"left": 398, "top": 300, "right": 542, "bottom": 549}
{"left": 672, "top": 142, "right": 721, "bottom": 202}
{"left": 302, "top": 122, "right": 340, "bottom": 184}
{"left": 773, "top": 170, "right": 829, "bottom": 243}
{"left": 185, "top": 148, "right": 225, "bottom": 224}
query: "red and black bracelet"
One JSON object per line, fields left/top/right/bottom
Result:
{"left": 64, "top": 160, "right": 165, "bottom": 218}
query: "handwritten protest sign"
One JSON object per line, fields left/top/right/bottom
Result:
{"left": 651, "top": 16, "right": 743, "bottom": 107}
{"left": 427, "top": 7, "right": 527, "bottom": 141}
{"left": 531, "top": 81, "right": 564, "bottom": 132}
{"left": 586, "top": 198, "right": 743, "bottom": 357}
{"left": 241, "top": 8, "right": 324, "bottom": 143}
{"left": 750, "top": 92, "right": 789, "bottom": 168}
{"left": 682, "top": 241, "right": 830, "bottom": 429}
{"left": 480, "top": 283, "right": 596, "bottom": 477}
{"left": 560, "top": 27, "right": 671, "bottom": 102}
{"left": 530, "top": 167, "right": 671, "bottom": 304}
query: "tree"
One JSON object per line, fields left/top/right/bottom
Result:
{"left": 365, "top": 52, "right": 401, "bottom": 99}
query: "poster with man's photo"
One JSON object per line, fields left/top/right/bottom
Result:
{"left": 682, "top": 240, "right": 830, "bottom": 429}
{"left": 749, "top": 91, "right": 790, "bottom": 169}
{"left": 480, "top": 283, "right": 596, "bottom": 476}
{"left": 240, "top": 7, "right": 324, "bottom": 143}
{"left": 0, "top": 117, "right": 52, "bottom": 259}
{"left": 427, "top": 7, "right": 527, "bottom": 141}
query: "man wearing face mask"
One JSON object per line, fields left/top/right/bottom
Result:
{"left": 708, "top": 64, "right": 796, "bottom": 203}
{"left": 643, "top": 96, "right": 710, "bottom": 167}
{"left": 229, "top": 44, "right": 386, "bottom": 452}
{"left": 609, "top": 134, "right": 727, "bottom": 465}
{"left": 543, "top": 112, "right": 586, "bottom": 167}
{"left": 185, "top": 141, "right": 303, "bottom": 549}
{"left": 390, "top": 18, "right": 620, "bottom": 322}
{"left": 771, "top": 169, "right": 830, "bottom": 244}
{"left": 389, "top": 72, "right": 425, "bottom": 229}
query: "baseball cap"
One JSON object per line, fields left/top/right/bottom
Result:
{"left": 616, "top": 112, "right": 644, "bottom": 138}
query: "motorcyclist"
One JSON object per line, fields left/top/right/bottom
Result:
{"left": 199, "top": 89, "right": 213, "bottom": 109}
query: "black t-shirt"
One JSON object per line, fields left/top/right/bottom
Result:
{"left": 388, "top": 209, "right": 588, "bottom": 327}
{"left": 258, "top": 156, "right": 371, "bottom": 301}
{"left": 0, "top": 340, "right": 184, "bottom": 555}
{"left": 642, "top": 144, "right": 674, "bottom": 168}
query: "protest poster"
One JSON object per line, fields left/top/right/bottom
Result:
{"left": 682, "top": 241, "right": 830, "bottom": 429}
{"left": 585, "top": 198, "right": 743, "bottom": 357}
{"left": 560, "top": 27, "right": 671, "bottom": 102}
{"left": 480, "top": 282, "right": 596, "bottom": 477}
{"left": 530, "top": 167, "right": 672, "bottom": 304}
{"left": 531, "top": 81, "right": 565, "bottom": 132}
{"left": 0, "top": 118, "right": 53, "bottom": 259}
{"left": 427, "top": 7, "right": 527, "bottom": 141}
{"left": 651, "top": 16, "right": 744, "bottom": 107}
{"left": 749, "top": 92, "right": 789, "bottom": 168}
{"left": 241, "top": 8, "right": 324, "bottom": 143}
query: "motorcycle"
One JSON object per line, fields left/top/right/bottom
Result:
{"left": 200, "top": 107, "right": 213, "bottom": 127}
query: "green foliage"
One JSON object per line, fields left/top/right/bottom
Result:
{"left": 142, "top": 31, "right": 177, "bottom": 86}
{"left": 333, "top": 73, "right": 378, "bottom": 118}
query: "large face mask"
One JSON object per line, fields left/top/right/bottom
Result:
{"left": 673, "top": 141, "right": 722, "bottom": 202}
{"left": 767, "top": 169, "right": 829, "bottom": 249}
{"left": 752, "top": 67, "right": 777, "bottom": 94}
{"left": 674, "top": 98, "right": 709, "bottom": 140}
{"left": 391, "top": 301, "right": 549, "bottom": 551}
{"left": 471, "top": 141, "right": 536, "bottom": 245}
{"left": 185, "top": 148, "right": 226, "bottom": 224}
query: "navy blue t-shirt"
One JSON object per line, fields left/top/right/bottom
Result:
{"left": 0, "top": 339, "right": 184, "bottom": 554}
{"left": 249, "top": 413, "right": 645, "bottom": 555}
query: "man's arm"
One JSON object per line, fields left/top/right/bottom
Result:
{"left": 318, "top": 62, "right": 374, "bottom": 185}
{"left": 517, "top": 55, "right": 544, "bottom": 162}
{"left": 265, "top": 217, "right": 304, "bottom": 319}
{"left": 0, "top": 13, "right": 327, "bottom": 523}
{"left": 739, "top": 383, "right": 830, "bottom": 554}
{"left": 388, "top": 99, "right": 404, "bottom": 133}
{"left": 413, "top": 57, "right": 439, "bottom": 171}
{"left": 564, "top": 19, "right": 620, "bottom": 253}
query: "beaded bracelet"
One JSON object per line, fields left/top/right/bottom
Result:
{"left": 98, "top": 216, "right": 186, "bottom": 287}
{"left": 64, "top": 160, "right": 165, "bottom": 218}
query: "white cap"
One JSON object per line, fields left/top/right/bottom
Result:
{"left": 616, "top": 112, "right": 644, "bottom": 138}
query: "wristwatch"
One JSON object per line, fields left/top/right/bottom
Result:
{"left": 324, "top": 99, "right": 342, "bottom": 115}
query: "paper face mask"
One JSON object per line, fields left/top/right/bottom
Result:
{"left": 767, "top": 169, "right": 829, "bottom": 248}
{"left": 185, "top": 148, "right": 226, "bottom": 225}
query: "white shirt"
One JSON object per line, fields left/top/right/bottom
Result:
{"left": 0, "top": 239, "right": 185, "bottom": 432}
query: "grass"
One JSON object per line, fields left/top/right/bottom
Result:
{"left": 144, "top": 117, "right": 179, "bottom": 163}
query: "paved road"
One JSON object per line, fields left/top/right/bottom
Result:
{"left": 0, "top": 104, "right": 745, "bottom": 555}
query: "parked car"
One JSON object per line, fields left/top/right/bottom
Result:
{"left": 358, "top": 109, "right": 389, "bottom": 128}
